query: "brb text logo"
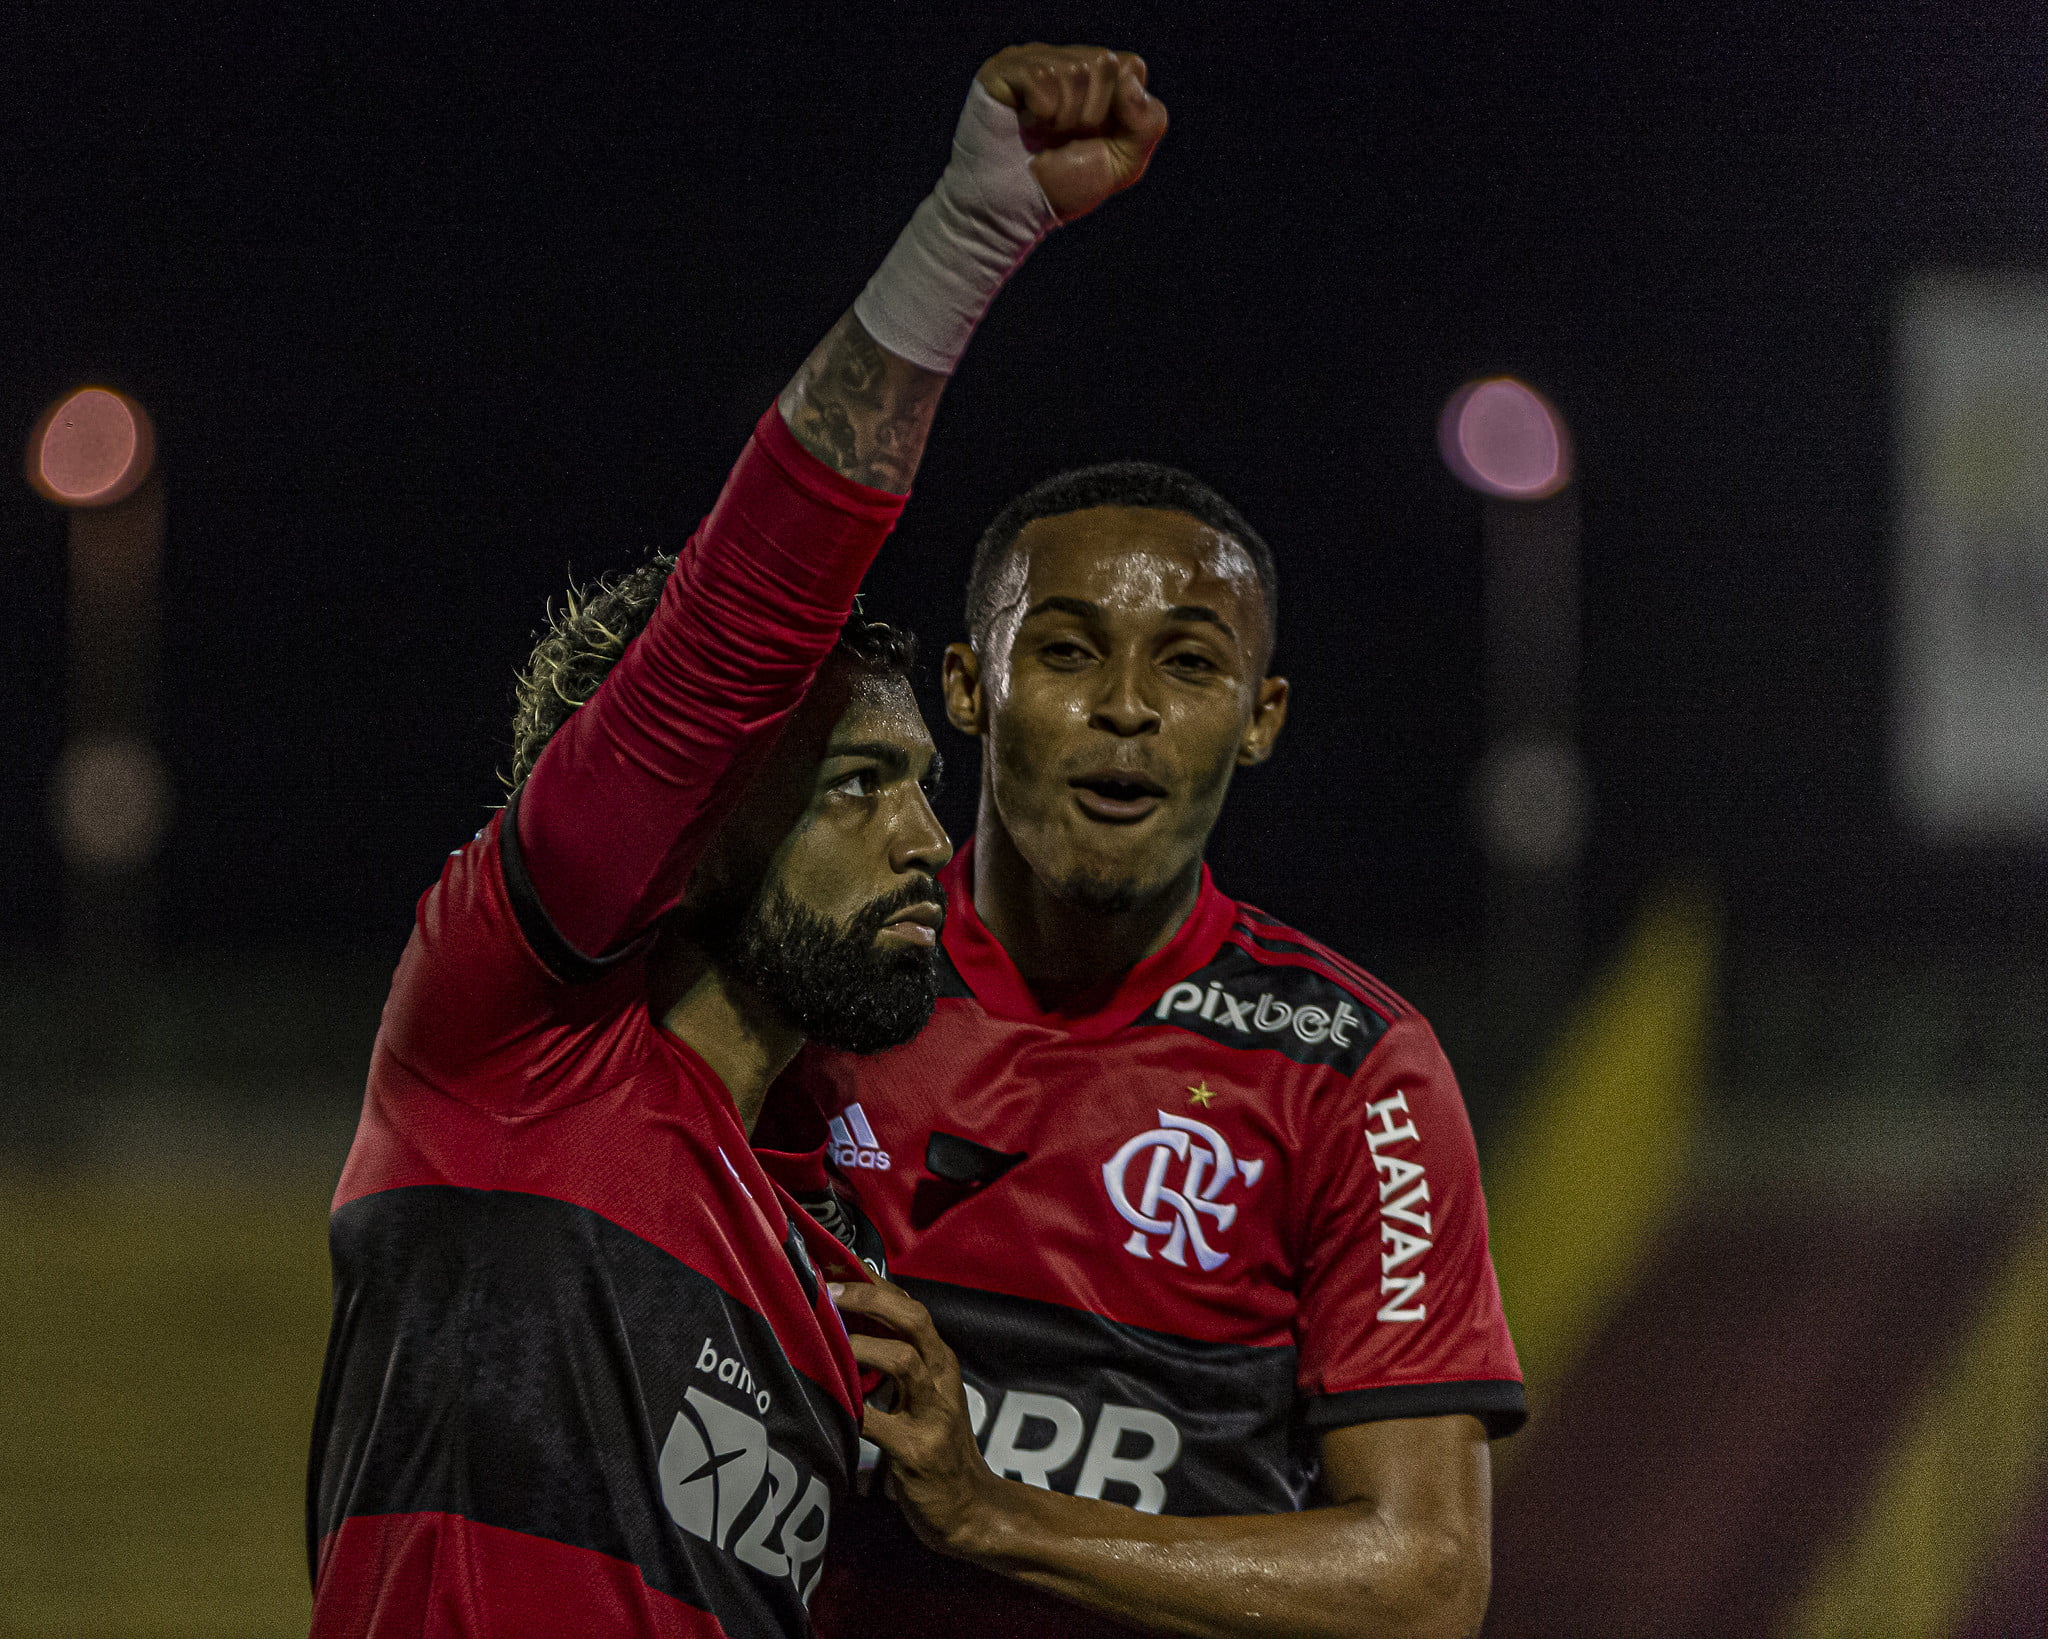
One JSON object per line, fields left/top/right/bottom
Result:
{"left": 1154, "top": 978, "right": 1370, "bottom": 1049}
{"left": 1103, "top": 1110, "right": 1264, "bottom": 1272}
{"left": 658, "top": 1341, "right": 831, "bottom": 1602}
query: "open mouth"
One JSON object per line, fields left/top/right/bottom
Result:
{"left": 1069, "top": 772, "right": 1167, "bottom": 823}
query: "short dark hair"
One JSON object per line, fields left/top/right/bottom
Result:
{"left": 964, "top": 461, "right": 1278, "bottom": 660}
{"left": 506, "top": 555, "right": 916, "bottom": 791}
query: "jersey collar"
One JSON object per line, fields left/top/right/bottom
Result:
{"left": 938, "top": 841, "right": 1236, "bottom": 1039}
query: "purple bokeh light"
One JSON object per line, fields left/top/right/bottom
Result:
{"left": 1439, "top": 377, "right": 1571, "bottom": 499}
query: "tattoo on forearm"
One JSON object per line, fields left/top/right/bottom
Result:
{"left": 779, "top": 311, "right": 946, "bottom": 494}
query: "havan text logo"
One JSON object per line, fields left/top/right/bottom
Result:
{"left": 1368, "top": 1089, "right": 1432, "bottom": 1323}
{"left": 657, "top": 1341, "right": 831, "bottom": 1601}
{"left": 1154, "top": 979, "right": 1370, "bottom": 1049}
{"left": 1103, "top": 1110, "right": 1264, "bottom": 1272}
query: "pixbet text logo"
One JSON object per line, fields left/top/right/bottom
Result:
{"left": 657, "top": 1342, "right": 831, "bottom": 1601}
{"left": 1102, "top": 1110, "right": 1264, "bottom": 1272}
{"left": 1154, "top": 979, "right": 1368, "bottom": 1049}
{"left": 827, "top": 1103, "right": 890, "bottom": 1170}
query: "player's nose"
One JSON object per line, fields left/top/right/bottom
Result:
{"left": 891, "top": 783, "right": 953, "bottom": 875}
{"left": 1087, "top": 654, "right": 1161, "bottom": 737}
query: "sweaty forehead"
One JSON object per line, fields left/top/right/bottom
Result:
{"left": 830, "top": 668, "right": 930, "bottom": 747}
{"left": 1010, "top": 506, "right": 1262, "bottom": 620}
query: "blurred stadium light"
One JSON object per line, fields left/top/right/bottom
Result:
{"left": 1893, "top": 275, "right": 2048, "bottom": 843}
{"left": 28, "top": 387, "right": 171, "bottom": 967}
{"left": 1443, "top": 376, "right": 1587, "bottom": 1050}
{"left": 1438, "top": 376, "right": 1572, "bottom": 500}
{"left": 50, "top": 735, "right": 174, "bottom": 872}
{"left": 28, "top": 386, "right": 155, "bottom": 507}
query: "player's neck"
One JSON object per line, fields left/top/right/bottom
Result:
{"left": 651, "top": 943, "right": 802, "bottom": 1134}
{"left": 971, "top": 811, "right": 1202, "bottom": 1010}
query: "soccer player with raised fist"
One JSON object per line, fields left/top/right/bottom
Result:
{"left": 764, "top": 216, "right": 1521, "bottom": 1639}
{"left": 305, "top": 44, "right": 1163, "bottom": 1639}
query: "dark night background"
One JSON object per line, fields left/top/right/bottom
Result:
{"left": 5, "top": 1, "right": 2046, "bottom": 973}
{"left": 10, "top": 11, "right": 2048, "bottom": 1631}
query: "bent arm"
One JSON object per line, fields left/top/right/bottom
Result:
{"left": 940, "top": 1416, "right": 1490, "bottom": 1639}
{"left": 779, "top": 310, "right": 946, "bottom": 495}
{"left": 514, "top": 46, "right": 1163, "bottom": 964}
{"left": 513, "top": 393, "right": 908, "bottom": 965}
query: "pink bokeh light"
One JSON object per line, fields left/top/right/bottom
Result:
{"left": 1439, "top": 377, "right": 1571, "bottom": 499}
{"left": 29, "top": 388, "right": 154, "bottom": 506}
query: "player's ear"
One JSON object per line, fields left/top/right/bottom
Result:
{"left": 1236, "top": 674, "right": 1289, "bottom": 766}
{"left": 942, "top": 642, "right": 988, "bottom": 736}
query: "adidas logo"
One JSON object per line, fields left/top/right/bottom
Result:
{"left": 828, "top": 1103, "right": 891, "bottom": 1171}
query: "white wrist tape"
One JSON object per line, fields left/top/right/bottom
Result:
{"left": 853, "top": 80, "right": 1060, "bottom": 375}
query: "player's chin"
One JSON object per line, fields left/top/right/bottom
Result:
{"left": 1045, "top": 861, "right": 1151, "bottom": 916}
{"left": 809, "top": 953, "right": 941, "bottom": 1056}
{"left": 1043, "top": 836, "right": 1179, "bottom": 914}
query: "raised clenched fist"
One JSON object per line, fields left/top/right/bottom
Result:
{"left": 976, "top": 44, "right": 1169, "bottom": 223}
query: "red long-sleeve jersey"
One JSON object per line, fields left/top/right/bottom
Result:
{"left": 761, "top": 846, "right": 1524, "bottom": 1637}
{"left": 307, "top": 407, "right": 903, "bottom": 1639}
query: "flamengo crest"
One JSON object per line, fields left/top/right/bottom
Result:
{"left": 1102, "top": 1110, "right": 1264, "bottom": 1272}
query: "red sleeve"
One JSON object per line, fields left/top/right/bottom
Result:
{"left": 1292, "top": 1015, "right": 1526, "bottom": 1436}
{"left": 514, "top": 404, "right": 907, "bottom": 964}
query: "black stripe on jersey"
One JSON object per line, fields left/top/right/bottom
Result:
{"left": 310, "top": 1186, "right": 853, "bottom": 1638}
{"left": 934, "top": 946, "right": 974, "bottom": 1000}
{"left": 925, "top": 1132, "right": 1027, "bottom": 1187}
{"left": 1306, "top": 1378, "right": 1528, "bottom": 1439}
{"left": 903, "top": 1275, "right": 1317, "bottom": 1517}
{"left": 498, "top": 790, "right": 649, "bottom": 985}
{"left": 1141, "top": 940, "right": 1392, "bottom": 1076}
{"left": 1231, "top": 913, "right": 1407, "bottom": 1019}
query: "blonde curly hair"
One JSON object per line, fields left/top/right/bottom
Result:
{"left": 505, "top": 559, "right": 917, "bottom": 793}
{"left": 506, "top": 556, "right": 677, "bottom": 792}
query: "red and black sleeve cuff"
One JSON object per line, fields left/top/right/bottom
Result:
{"left": 1306, "top": 1378, "right": 1528, "bottom": 1440}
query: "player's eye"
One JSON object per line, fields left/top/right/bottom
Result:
{"left": 1164, "top": 648, "right": 1221, "bottom": 675}
{"left": 827, "top": 767, "right": 881, "bottom": 798}
{"left": 1038, "top": 639, "right": 1094, "bottom": 666}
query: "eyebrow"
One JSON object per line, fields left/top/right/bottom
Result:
{"left": 1020, "top": 595, "right": 1239, "bottom": 643}
{"left": 824, "top": 740, "right": 910, "bottom": 775}
{"left": 1020, "top": 596, "right": 1100, "bottom": 624}
{"left": 1166, "top": 604, "right": 1238, "bottom": 641}
{"left": 823, "top": 741, "right": 944, "bottom": 789}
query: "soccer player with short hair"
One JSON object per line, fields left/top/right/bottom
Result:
{"left": 305, "top": 45, "right": 1166, "bottom": 1637}
{"left": 766, "top": 464, "right": 1525, "bottom": 1635}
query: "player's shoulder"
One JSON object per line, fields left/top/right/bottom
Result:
{"left": 1144, "top": 896, "right": 1422, "bottom": 1078}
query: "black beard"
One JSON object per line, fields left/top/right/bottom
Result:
{"left": 709, "top": 876, "right": 947, "bottom": 1055}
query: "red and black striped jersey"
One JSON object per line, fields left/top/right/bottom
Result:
{"left": 307, "top": 408, "right": 903, "bottom": 1639}
{"left": 762, "top": 846, "right": 1524, "bottom": 1637}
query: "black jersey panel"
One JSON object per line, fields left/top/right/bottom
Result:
{"left": 1306, "top": 1377, "right": 1529, "bottom": 1439}
{"left": 309, "top": 1185, "right": 853, "bottom": 1639}
{"left": 901, "top": 1275, "right": 1316, "bottom": 1517}
{"left": 497, "top": 791, "right": 649, "bottom": 984}
{"left": 934, "top": 948, "right": 974, "bottom": 1000}
{"left": 1141, "top": 941, "right": 1392, "bottom": 1076}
